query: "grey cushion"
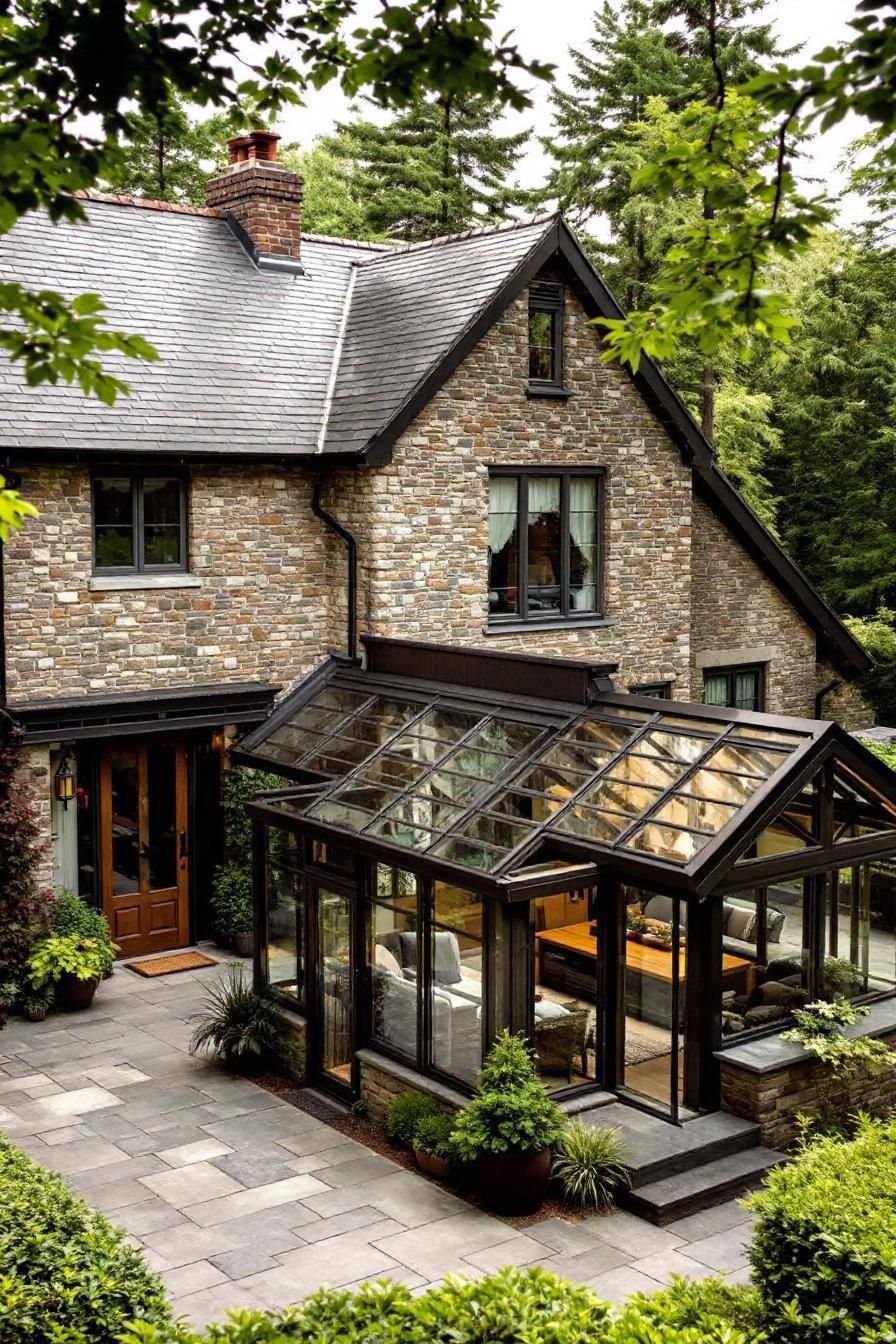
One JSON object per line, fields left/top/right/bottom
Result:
{"left": 391, "top": 929, "right": 463, "bottom": 985}
{"left": 534, "top": 999, "right": 569, "bottom": 1021}
{"left": 726, "top": 907, "right": 756, "bottom": 943}
{"left": 766, "top": 908, "right": 785, "bottom": 943}
{"left": 642, "top": 895, "right": 686, "bottom": 926}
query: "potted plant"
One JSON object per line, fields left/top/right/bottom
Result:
{"left": 51, "top": 890, "right": 117, "bottom": 978}
{"left": 26, "top": 934, "right": 115, "bottom": 1011}
{"left": 21, "top": 984, "right": 53, "bottom": 1023}
{"left": 451, "top": 1031, "right": 564, "bottom": 1215}
{"left": 189, "top": 964, "right": 282, "bottom": 1072}
{"left": 412, "top": 1110, "right": 456, "bottom": 1181}
{"left": 210, "top": 863, "right": 254, "bottom": 956}
{"left": 0, "top": 975, "right": 19, "bottom": 1028}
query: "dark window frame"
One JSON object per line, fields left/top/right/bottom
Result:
{"left": 91, "top": 470, "right": 188, "bottom": 576}
{"left": 527, "top": 282, "right": 565, "bottom": 395}
{"left": 702, "top": 664, "right": 765, "bottom": 713}
{"left": 488, "top": 467, "right": 604, "bottom": 628}
{"left": 629, "top": 683, "right": 673, "bottom": 700}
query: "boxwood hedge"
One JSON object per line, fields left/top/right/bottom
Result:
{"left": 749, "top": 1115, "right": 896, "bottom": 1343}
{"left": 0, "top": 1132, "right": 170, "bottom": 1344}
{"left": 121, "top": 1267, "right": 755, "bottom": 1344}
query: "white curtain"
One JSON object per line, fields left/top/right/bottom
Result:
{"left": 527, "top": 476, "right": 560, "bottom": 523}
{"left": 488, "top": 476, "right": 518, "bottom": 555}
{"left": 569, "top": 477, "right": 597, "bottom": 609}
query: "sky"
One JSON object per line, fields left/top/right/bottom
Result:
{"left": 277, "top": 0, "right": 867, "bottom": 223}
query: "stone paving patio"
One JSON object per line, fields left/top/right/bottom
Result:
{"left": 0, "top": 955, "right": 755, "bottom": 1328}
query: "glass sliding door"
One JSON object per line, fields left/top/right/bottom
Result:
{"left": 316, "top": 883, "right": 354, "bottom": 1095}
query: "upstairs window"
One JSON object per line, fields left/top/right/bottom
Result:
{"left": 528, "top": 282, "right": 564, "bottom": 393}
{"left": 93, "top": 474, "right": 187, "bottom": 574}
{"left": 703, "top": 666, "right": 764, "bottom": 713}
{"left": 489, "top": 469, "right": 602, "bottom": 624}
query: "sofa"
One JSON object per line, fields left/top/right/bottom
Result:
{"left": 640, "top": 894, "right": 785, "bottom": 962}
{"left": 373, "top": 931, "right": 482, "bottom": 1081}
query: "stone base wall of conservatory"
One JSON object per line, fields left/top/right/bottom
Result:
{"left": 271, "top": 1004, "right": 309, "bottom": 1084}
{"left": 718, "top": 1000, "right": 896, "bottom": 1148}
{"left": 356, "top": 1050, "right": 467, "bottom": 1123}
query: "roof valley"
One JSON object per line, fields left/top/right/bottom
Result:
{"left": 316, "top": 262, "right": 358, "bottom": 455}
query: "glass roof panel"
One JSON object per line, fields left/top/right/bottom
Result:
{"left": 638, "top": 729, "right": 709, "bottom": 764}
{"left": 512, "top": 764, "right": 591, "bottom": 796}
{"left": 487, "top": 789, "right": 565, "bottom": 821}
{"left": 704, "top": 742, "right": 790, "bottom": 777}
{"left": 578, "top": 778, "right": 664, "bottom": 816}
{"left": 652, "top": 795, "right": 738, "bottom": 834}
{"left": 590, "top": 705, "right": 655, "bottom": 722}
{"left": 430, "top": 836, "right": 506, "bottom": 871}
{"left": 624, "top": 823, "right": 713, "bottom": 863}
{"left": 564, "top": 719, "right": 639, "bottom": 750}
{"left": 729, "top": 725, "right": 808, "bottom": 746}
{"left": 356, "top": 754, "right": 430, "bottom": 787}
{"left": 455, "top": 813, "right": 534, "bottom": 849}
{"left": 678, "top": 768, "right": 763, "bottom": 807}
{"left": 552, "top": 805, "right": 635, "bottom": 842}
{"left": 602, "top": 753, "right": 686, "bottom": 789}
{"left": 365, "top": 816, "right": 435, "bottom": 850}
{"left": 538, "top": 740, "right": 618, "bottom": 775}
{"left": 381, "top": 796, "right": 466, "bottom": 831}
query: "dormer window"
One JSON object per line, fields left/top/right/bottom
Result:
{"left": 528, "top": 282, "right": 565, "bottom": 396}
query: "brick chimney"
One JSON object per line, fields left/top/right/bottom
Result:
{"left": 205, "top": 130, "right": 304, "bottom": 267}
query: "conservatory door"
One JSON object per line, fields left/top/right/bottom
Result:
{"left": 314, "top": 881, "right": 356, "bottom": 1097}
{"left": 99, "top": 740, "right": 189, "bottom": 957}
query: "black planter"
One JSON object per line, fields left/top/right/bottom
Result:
{"left": 476, "top": 1146, "right": 552, "bottom": 1215}
{"left": 234, "top": 932, "right": 255, "bottom": 958}
{"left": 60, "top": 974, "right": 98, "bottom": 1012}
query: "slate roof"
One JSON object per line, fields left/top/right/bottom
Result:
{"left": 0, "top": 196, "right": 871, "bottom": 678}
{"left": 0, "top": 199, "right": 555, "bottom": 459}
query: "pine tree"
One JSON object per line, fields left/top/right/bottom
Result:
{"left": 279, "top": 141, "right": 380, "bottom": 241}
{"left": 324, "top": 95, "right": 529, "bottom": 242}
{"left": 103, "top": 95, "right": 236, "bottom": 206}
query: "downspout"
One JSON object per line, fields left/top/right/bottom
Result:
{"left": 815, "top": 677, "right": 843, "bottom": 720}
{"left": 312, "top": 472, "right": 358, "bottom": 663}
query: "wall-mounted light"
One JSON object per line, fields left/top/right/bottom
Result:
{"left": 54, "top": 755, "right": 76, "bottom": 810}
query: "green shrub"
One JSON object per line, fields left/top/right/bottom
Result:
{"left": 385, "top": 1090, "right": 439, "bottom": 1147}
{"left": 552, "top": 1119, "right": 630, "bottom": 1210}
{"left": 620, "top": 1275, "right": 764, "bottom": 1343}
{"left": 27, "top": 932, "right": 115, "bottom": 989}
{"left": 451, "top": 1031, "right": 564, "bottom": 1161}
{"left": 189, "top": 964, "right": 283, "bottom": 1069}
{"left": 209, "top": 862, "right": 253, "bottom": 940}
{"left": 412, "top": 1110, "right": 456, "bottom": 1160}
{"left": 120, "top": 1266, "right": 609, "bottom": 1344}
{"left": 0, "top": 1131, "right": 170, "bottom": 1344}
{"left": 748, "top": 1114, "right": 896, "bottom": 1343}
{"left": 211, "top": 766, "right": 283, "bottom": 940}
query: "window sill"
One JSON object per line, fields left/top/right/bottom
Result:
{"left": 526, "top": 383, "right": 571, "bottom": 400}
{"left": 484, "top": 616, "right": 615, "bottom": 636}
{"left": 89, "top": 573, "right": 201, "bottom": 592}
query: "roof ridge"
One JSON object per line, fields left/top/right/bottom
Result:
{"left": 355, "top": 213, "right": 560, "bottom": 266}
{"left": 301, "top": 232, "right": 397, "bottom": 252}
{"left": 75, "top": 190, "right": 222, "bottom": 218}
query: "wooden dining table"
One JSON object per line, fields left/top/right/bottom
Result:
{"left": 535, "top": 922, "right": 755, "bottom": 993}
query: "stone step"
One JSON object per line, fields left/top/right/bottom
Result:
{"left": 620, "top": 1146, "right": 785, "bottom": 1226}
{"left": 578, "top": 1104, "right": 762, "bottom": 1187}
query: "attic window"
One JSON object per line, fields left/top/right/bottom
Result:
{"left": 528, "top": 282, "right": 566, "bottom": 397}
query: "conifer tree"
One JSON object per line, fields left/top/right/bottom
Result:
{"left": 324, "top": 95, "right": 529, "bottom": 242}
{"left": 102, "top": 95, "right": 237, "bottom": 206}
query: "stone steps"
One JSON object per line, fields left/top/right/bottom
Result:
{"left": 620, "top": 1146, "right": 785, "bottom": 1226}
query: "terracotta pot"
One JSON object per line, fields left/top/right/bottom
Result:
{"left": 234, "top": 931, "right": 255, "bottom": 958}
{"left": 476, "top": 1146, "right": 552, "bottom": 1215}
{"left": 60, "top": 974, "right": 98, "bottom": 1012}
{"left": 414, "top": 1148, "right": 452, "bottom": 1181}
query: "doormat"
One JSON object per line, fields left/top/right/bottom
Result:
{"left": 126, "top": 951, "right": 218, "bottom": 978}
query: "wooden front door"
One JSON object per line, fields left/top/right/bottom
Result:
{"left": 100, "top": 740, "right": 189, "bottom": 957}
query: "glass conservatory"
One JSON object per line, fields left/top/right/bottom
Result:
{"left": 236, "top": 639, "right": 896, "bottom": 1123}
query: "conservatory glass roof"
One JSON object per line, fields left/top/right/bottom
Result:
{"left": 232, "top": 649, "right": 896, "bottom": 894}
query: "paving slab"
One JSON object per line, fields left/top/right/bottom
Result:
{"left": 161, "top": 1260, "right": 230, "bottom": 1299}
{"left": 184, "top": 1173, "right": 332, "bottom": 1227}
{"left": 208, "top": 1148, "right": 300, "bottom": 1189}
{"left": 139, "top": 1160, "right": 245, "bottom": 1207}
{"left": 463, "top": 1233, "right": 555, "bottom": 1272}
{"left": 680, "top": 1224, "right": 753, "bottom": 1274}
{"left": 584, "top": 1265, "right": 667, "bottom": 1303}
{"left": 629, "top": 1247, "right": 716, "bottom": 1286}
{"left": 372, "top": 1212, "right": 518, "bottom": 1280}
{"left": 157, "top": 1138, "right": 234, "bottom": 1168}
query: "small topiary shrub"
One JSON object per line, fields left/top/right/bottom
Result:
{"left": 451, "top": 1031, "right": 564, "bottom": 1161}
{"left": 0, "top": 1131, "right": 170, "bottom": 1344}
{"left": 748, "top": 1114, "right": 896, "bottom": 1343}
{"left": 120, "top": 1266, "right": 609, "bottom": 1344}
{"left": 552, "top": 1119, "right": 630, "bottom": 1210}
{"left": 413, "top": 1109, "right": 456, "bottom": 1161}
{"left": 385, "top": 1089, "right": 439, "bottom": 1147}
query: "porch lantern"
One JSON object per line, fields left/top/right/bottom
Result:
{"left": 54, "top": 755, "right": 76, "bottom": 810}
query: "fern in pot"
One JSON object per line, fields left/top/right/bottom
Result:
{"left": 451, "top": 1032, "right": 564, "bottom": 1215}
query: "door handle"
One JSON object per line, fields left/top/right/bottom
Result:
{"left": 179, "top": 831, "right": 188, "bottom": 861}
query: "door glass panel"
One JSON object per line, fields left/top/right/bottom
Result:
{"left": 623, "top": 889, "right": 684, "bottom": 1117}
{"left": 319, "top": 887, "right": 353, "bottom": 1086}
{"left": 109, "top": 749, "right": 139, "bottom": 894}
{"left": 145, "top": 744, "right": 177, "bottom": 890}
{"left": 531, "top": 890, "right": 596, "bottom": 1092}
{"left": 431, "top": 882, "right": 483, "bottom": 1083}
{"left": 267, "top": 865, "right": 305, "bottom": 1004}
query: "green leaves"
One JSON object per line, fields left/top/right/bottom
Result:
{"left": 0, "top": 473, "right": 37, "bottom": 544}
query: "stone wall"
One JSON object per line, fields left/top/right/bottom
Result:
{"left": 358, "top": 1052, "right": 463, "bottom": 1124}
{"left": 5, "top": 463, "right": 341, "bottom": 701}
{"left": 816, "top": 659, "right": 874, "bottom": 731}
{"left": 17, "top": 743, "right": 53, "bottom": 894}
{"left": 720, "top": 1033, "right": 896, "bottom": 1149}
{"left": 690, "top": 496, "right": 818, "bottom": 716}
{"left": 328, "top": 275, "right": 694, "bottom": 693}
